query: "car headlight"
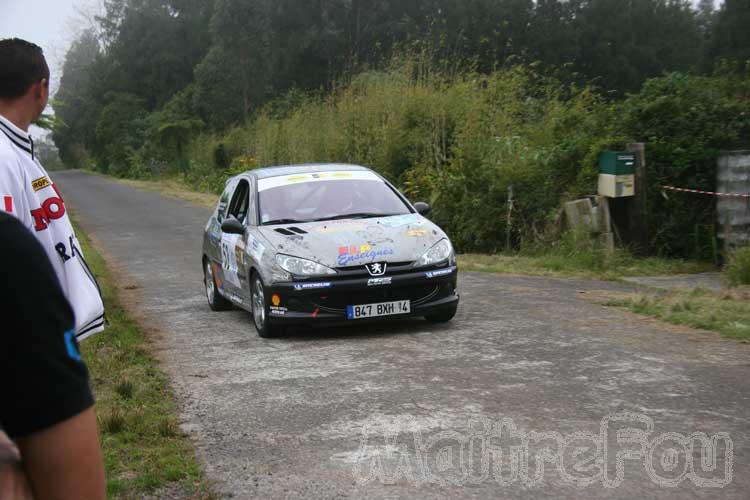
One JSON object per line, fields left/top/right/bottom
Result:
{"left": 275, "top": 254, "right": 337, "bottom": 277}
{"left": 416, "top": 239, "right": 454, "bottom": 267}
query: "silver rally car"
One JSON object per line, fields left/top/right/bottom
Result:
{"left": 202, "top": 164, "right": 459, "bottom": 337}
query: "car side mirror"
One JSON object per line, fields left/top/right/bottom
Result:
{"left": 413, "top": 202, "right": 431, "bottom": 216}
{"left": 221, "top": 217, "right": 245, "bottom": 235}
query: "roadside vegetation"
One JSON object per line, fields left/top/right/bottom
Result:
{"left": 726, "top": 246, "right": 750, "bottom": 286}
{"left": 605, "top": 288, "right": 750, "bottom": 342}
{"left": 73, "top": 218, "right": 214, "bottom": 499}
{"left": 51, "top": 0, "right": 750, "bottom": 263}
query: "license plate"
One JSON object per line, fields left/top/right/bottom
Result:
{"left": 347, "top": 300, "right": 411, "bottom": 320}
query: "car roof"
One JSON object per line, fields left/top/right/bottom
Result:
{"left": 247, "top": 163, "right": 372, "bottom": 180}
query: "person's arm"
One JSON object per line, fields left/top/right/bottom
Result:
{"left": 0, "top": 214, "right": 105, "bottom": 500}
{"left": 0, "top": 153, "right": 32, "bottom": 226}
{"left": 0, "top": 430, "right": 33, "bottom": 500}
{"left": 16, "top": 409, "right": 104, "bottom": 500}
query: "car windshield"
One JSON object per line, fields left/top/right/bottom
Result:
{"left": 257, "top": 171, "right": 411, "bottom": 225}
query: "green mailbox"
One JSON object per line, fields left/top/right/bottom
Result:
{"left": 598, "top": 151, "right": 635, "bottom": 197}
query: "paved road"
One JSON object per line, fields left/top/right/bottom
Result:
{"left": 54, "top": 171, "right": 749, "bottom": 499}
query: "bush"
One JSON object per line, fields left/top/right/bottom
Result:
{"left": 82, "top": 56, "right": 749, "bottom": 259}
{"left": 726, "top": 246, "right": 750, "bottom": 286}
{"left": 183, "top": 59, "right": 615, "bottom": 252}
{"left": 617, "top": 72, "right": 750, "bottom": 259}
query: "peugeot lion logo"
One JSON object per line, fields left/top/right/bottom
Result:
{"left": 365, "top": 262, "right": 387, "bottom": 276}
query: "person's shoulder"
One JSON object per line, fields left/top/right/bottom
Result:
{"left": 0, "top": 136, "right": 23, "bottom": 171}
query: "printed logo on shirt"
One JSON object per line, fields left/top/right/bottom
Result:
{"left": 31, "top": 176, "right": 51, "bottom": 192}
{"left": 2, "top": 195, "right": 12, "bottom": 213}
{"left": 30, "top": 184, "right": 66, "bottom": 232}
{"left": 63, "top": 329, "right": 82, "bottom": 362}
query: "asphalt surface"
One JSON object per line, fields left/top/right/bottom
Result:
{"left": 54, "top": 170, "right": 749, "bottom": 499}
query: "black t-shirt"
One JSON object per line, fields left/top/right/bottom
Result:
{"left": 0, "top": 212, "right": 94, "bottom": 438}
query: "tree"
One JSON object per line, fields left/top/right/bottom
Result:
{"left": 52, "top": 29, "right": 101, "bottom": 167}
{"left": 707, "top": 0, "right": 750, "bottom": 73}
{"left": 193, "top": 0, "right": 273, "bottom": 128}
{"left": 569, "top": 0, "right": 702, "bottom": 95}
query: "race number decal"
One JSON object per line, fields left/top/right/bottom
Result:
{"left": 220, "top": 234, "right": 242, "bottom": 287}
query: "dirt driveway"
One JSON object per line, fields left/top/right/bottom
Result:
{"left": 55, "top": 170, "right": 749, "bottom": 499}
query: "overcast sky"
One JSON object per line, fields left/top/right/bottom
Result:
{"left": 0, "top": 0, "right": 90, "bottom": 94}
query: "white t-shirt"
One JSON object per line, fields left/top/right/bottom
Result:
{"left": 0, "top": 114, "right": 104, "bottom": 339}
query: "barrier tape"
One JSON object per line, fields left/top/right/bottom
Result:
{"left": 661, "top": 185, "right": 750, "bottom": 198}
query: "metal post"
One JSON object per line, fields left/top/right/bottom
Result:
{"left": 627, "top": 143, "right": 647, "bottom": 252}
{"left": 506, "top": 184, "right": 514, "bottom": 251}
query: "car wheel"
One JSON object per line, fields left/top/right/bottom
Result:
{"left": 425, "top": 304, "right": 458, "bottom": 323}
{"left": 205, "top": 258, "right": 232, "bottom": 311}
{"left": 251, "top": 273, "right": 277, "bottom": 338}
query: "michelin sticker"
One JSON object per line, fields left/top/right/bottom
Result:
{"left": 426, "top": 268, "right": 453, "bottom": 278}
{"left": 294, "top": 282, "right": 332, "bottom": 291}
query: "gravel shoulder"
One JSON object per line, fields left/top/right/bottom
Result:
{"left": 55, "top": 170, "right": 749, "bottom": 500}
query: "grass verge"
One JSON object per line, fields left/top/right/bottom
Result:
{"left": 604, "top": 288, "right": 750, "bottom": 342}
{"left": 458, "top": 251, "right": 713, "bottom": 281}
{"left": 73, "top": 218, "right": 214, "bottom": 499}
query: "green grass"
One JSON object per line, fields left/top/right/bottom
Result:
{"left": 73, "top": 218, "right": 215, "bottom": 499}
{"left": 726, "top": 246, "right": 750, "bottom": 286}
{"left": 605, "top": 288, "right": 750, "bottom": 341}
{"left": 459, "top": 251, "right": 713, "bottom": 281}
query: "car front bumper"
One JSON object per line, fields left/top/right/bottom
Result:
{"left": 265, "top": 266, "right": 459, "bottom": 325}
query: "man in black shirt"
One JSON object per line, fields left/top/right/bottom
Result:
{"left": 0, "top": 212, "right": 105, "bottom": 499}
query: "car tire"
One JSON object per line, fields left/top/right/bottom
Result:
{"left": 205, "top": 258, "right": 232, "bottom": 311}
{"left": 251, "top": 273, "right": 277, "bottom": 338}
{"left": 425, "top": 304, "right": 458, "bottom": 323}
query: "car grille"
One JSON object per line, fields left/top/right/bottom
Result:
{"left": 334, "top": 261, "right": 414, "bottom": 277}
{"left": 309, "top": 284, "right": 441, "bottom": 314}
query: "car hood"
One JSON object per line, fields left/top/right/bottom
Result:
{"left": 256, "top": 214, "right": 446, "bottom": 269}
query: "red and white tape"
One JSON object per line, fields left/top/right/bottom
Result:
{"left": 661, "top": 185, "right": 750, "bottom": 198}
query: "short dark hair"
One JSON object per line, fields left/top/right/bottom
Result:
{"left": 0, "top": 38, "right": 50, "bottom": 100}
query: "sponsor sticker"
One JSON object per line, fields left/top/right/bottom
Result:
{"left": 31, "top": 176, "right": 50, "bottom": 192}
{"left": 258, "top": 170, "right": 381, "bottom": 192}
{"left": 407, "top": 229, "right": 428, "bottom": 237}
{"left": 338, "top": 245, "right": 395, "bottom": 266}
{"left": 425, "top": 268, "right": 453, "bottom": 278}
{"left": 270, "top": 306, "right": 288, "bottom": 315}
{"left": 294, "top": 282, "right": 332, "bottom": 291}
{"left": 367, "top": 277, "right": 392, "bottom": 287}
{"left": 220, "top": 234, "right": 242, "bottom": 287}
{"left": 248, "top": 235, "right": 265, "bottom": 260}
{"left": 314, "top": 221, "right": 365, "bottom": 234}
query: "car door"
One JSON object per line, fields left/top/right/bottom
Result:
{"left": 218, "top": 178, "right": 251, "bottom": 298}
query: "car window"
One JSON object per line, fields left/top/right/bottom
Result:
{"left": 257, "top": 171, "right": 411, "bottom": 225}
{"left": 216, "top": 179, "right": 237, "bottom": 223}
{"left": 227, "top": 179, "right": 250, "bottom": 225}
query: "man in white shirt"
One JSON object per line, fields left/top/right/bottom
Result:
{"left": 0, "top": 38, "right": 104, "bottom": 339}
